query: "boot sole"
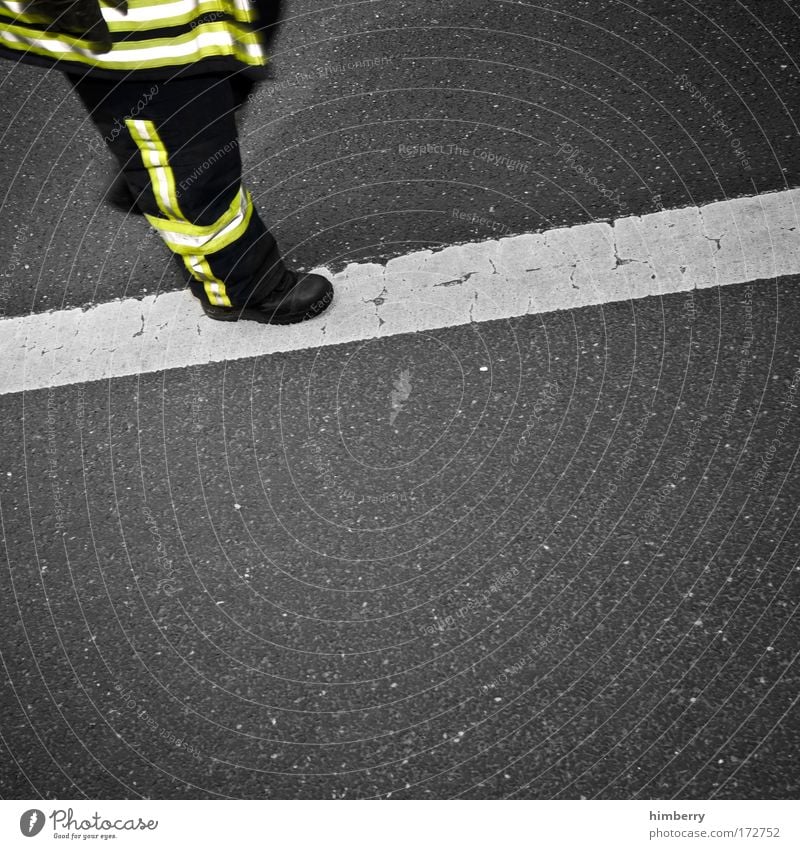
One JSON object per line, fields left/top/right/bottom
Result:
{"left": 202, "top": 290, "right": 333, "bottom": 325}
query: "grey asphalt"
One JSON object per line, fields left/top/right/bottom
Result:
{"left": 1, "top": 0, "right": 799, "bottom": 800}
{"left": 2, "top": 277, "right": 799, "bottom": 799}
{"left": 1, "top": 0, "right": 799, "bottom": 316}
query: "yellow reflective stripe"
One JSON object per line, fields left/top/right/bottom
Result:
{"left": 0, "top": 21, "right": 265, "bottom": 69}
{"left": 121, "top": 0, "right": 221, "bottom": 7}
{"left": 0, "top": 6, "right": 51, "bottom": 26}
{"left": 127, "top": 119, "right": 184, "bottom": 220}
{"left": 144, "top": 188, "right": 253, "bottom": 255}
{"left": 109, "top": 0, "right": 255, "bottom": 16}
{"left": 126, "top": 118, "right": 233, "bottom": 308}
{"left": 105, "top": 9, "right": 257, "bottom": 34}
{"left": 170, "top": 198, "right": 253, "bottom": 255}
{"left": 0, "top": 3, "right": 251, "bottom": 31}
{"left": 101, "top": 0, "right": 256, "bottom": 26}
{"left": 0, "top": 35, "right": 265, "bottom": 70}
{"left": 185, "top": 256, "right": 232, "bottom": 307}
{"left": 2, "top": 0, "right": 216, "bottom": 11}
{"left": 145, "top": 187, "right": 240, "bottom": 236}
{"left": 0, "top": 17, "right": 261, "bottom": 49}
{"left": 103, "top": 2, "right": 257, "bottom": 33}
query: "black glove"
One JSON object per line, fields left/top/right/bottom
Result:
{"left": 26, "top": 0, "right": 127, "bottom": 53}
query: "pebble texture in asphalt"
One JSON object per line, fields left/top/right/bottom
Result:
{"left": 1, "top": 278, "right": 797, "bottom": 798}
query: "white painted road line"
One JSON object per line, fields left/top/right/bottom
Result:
{"left": 1, "top": 189, "right": 799, "bottom": 395}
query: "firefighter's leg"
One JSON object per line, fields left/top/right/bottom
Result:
{"left": 67, "top": 72, "right": 289, "bottom": 308}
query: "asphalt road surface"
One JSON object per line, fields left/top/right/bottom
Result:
{"left": 1, "top": 0, "right": 798, "bottom": 800}
{"left": 2, "top": 0, "right": 799, "bottom": 316}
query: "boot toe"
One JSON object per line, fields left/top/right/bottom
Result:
{"left": 294, "top": 272, "right": 334, "bottom": 317}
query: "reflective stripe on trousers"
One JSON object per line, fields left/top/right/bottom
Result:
{"left": 127, "top": 117, "right": 250, "bottom": 306}
{"left": 67, "top": 72, "right": 289, "bottom": 308}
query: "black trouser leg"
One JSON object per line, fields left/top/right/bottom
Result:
{"left": 67, "top": 71, "right": 288, "bottom": 307}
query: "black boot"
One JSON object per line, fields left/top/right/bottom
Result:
{"left": 201, "top": 270, "right": 333, "bottom": 324}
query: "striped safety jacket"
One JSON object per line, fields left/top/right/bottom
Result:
{"left": 0, "top": 0, "right": 281, "bottom": 78}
